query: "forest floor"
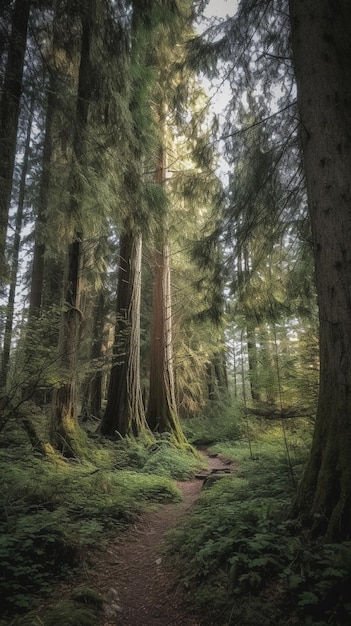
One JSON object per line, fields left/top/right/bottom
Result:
{"left": 86, "top": 450, "right": 237, "bottom": 626}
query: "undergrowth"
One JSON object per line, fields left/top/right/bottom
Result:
{"left": 111, "top": 432, "right": 204, "bottom": 479}
{"left": 0, "top": 426, "right": 203, "bottom": 625}
{"left": 5, "top": 405, "right": 350, "bottom": 626}
{"left": 165, "top": 419, "right": 351, "bottom": 625}
{"left": 9, "top": 599, "right": 102, "bottom": 626}
{"left": 182, "top": 398, "right": 242, "bottom": 445}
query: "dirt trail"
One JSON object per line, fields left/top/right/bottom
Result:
{"left": 91, "top": 451, "right": 235, "bottom": 626}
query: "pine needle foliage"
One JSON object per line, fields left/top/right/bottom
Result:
{"left": 185, "top": 1, "right": 316, "bottom": 424}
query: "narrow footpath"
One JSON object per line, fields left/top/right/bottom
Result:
{"left": 90, "top": 451, "right": 235, "bottom": 626}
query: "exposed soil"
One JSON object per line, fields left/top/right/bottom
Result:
{"left": 86, "top": 451, "right": 237, "bottom": 626}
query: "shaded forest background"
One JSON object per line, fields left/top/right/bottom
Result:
{"left": 1, "top": 0, "right": 351, "bottom": 624}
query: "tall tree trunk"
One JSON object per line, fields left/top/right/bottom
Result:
{"left": 206, "top": 362, "right": 217, "bottom": 399}
{"left": 0, "top": 0, "right": 30, "bottom": 286}
{"left": 232, "top": 336, "right": 238, "bottom": 399}
{"left": 51, "top": 238, "right": 83, "bottom": 455}
{"left": 0, "top": 95, "right": 33, "bottom": 389}
{"left": 247, "top": 322, "right": 260, "bottom": 402}
{"left": 242, "top": 245, "right": 260, "bottom": 401}
{"left": 147, "top": 240, "right": 185, "bottom": 443}
{"left": 214, "top": 347, "right": 228, "bottom": 391}
{"left": 50, "top": 0, "right": 96, "bottom": 455}
{"left": 89, "top": 290, "right": 105, "bottom": 419}
{"left": 289, "top": 0, "right": 351, "bottom": 539}
{"left": 22, "top": 80, "right": 56, "bottom": 407}
{"left": 28, "top": 77, "right": 56, "bottom": 316}
{"left": 101, "top": 230, "right": 147, "bottom": 437}
{"left": 206, "top": 350, "right": 229, "bottom": 401}
{"left": 146, "top": 135, "right": 186, "bottom": 444}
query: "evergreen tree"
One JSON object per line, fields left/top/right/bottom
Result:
{"left": 48, "top": 0, "right": 141, "bottom": 450}
{"left": 0, "top": 95, "right": 34, "bottom": 390}
{"left": 0, "top": 0, "right": 31, "bottom": 287}
{"left": 28, "top": 61, "right": 57, "bottom": 317}
{"left": 168, "top": 80, "right": 228, "bottom": 413}
{"left": 145, "top": 1, "right": 199, "bottom": 443}
{"left": 101, "top": 231, "right": 146, "bottom": 436}
{"left": 99, "top": 0, "right": 164, "bottom": 438}
{"left": 50, "top": 0, "right": 101, "bottom": 455}
{"left": 147, "top": 105, "right": 186, "bottom": 442}
{"left": 197, "top": 0, "right": 351, "bottom": 539}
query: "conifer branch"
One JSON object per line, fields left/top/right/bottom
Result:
{"left": 221, "top": 101, "right": 297, "bottom": 140}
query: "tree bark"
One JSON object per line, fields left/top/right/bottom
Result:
{"left": 50, "top": 0, "right": 96, "bottom": 455}
{"left": 146, "top": 142, "right": 186, "bottom": 444}
{"left": 289, "top": 0, "right": 351, "bottom": 539}
{"left": 0, "top": 0, "right": 30, "bottom": 286}
{"left": 247, "top": 323, "right": 260, "bottom": 402}
{"left": 147, "top": 241, "right": 186, "bottom": 443}
{"left": 100, "top": 230, "right": 147, "bottom": 437}
{"left": 50, "top": 239, "right": 83, "bottom": 455}
{"left": 29, "top": 76, "right": 56, "bottom": 316}
{"left": 0, "top": 95, "right": 34, "bottom": 389}
{"left": 89, "top": 290, "right": 105, "bottom": 419}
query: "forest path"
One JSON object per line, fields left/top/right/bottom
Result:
{"left": 93, "top": 450, "right": 236, "bottom": 626}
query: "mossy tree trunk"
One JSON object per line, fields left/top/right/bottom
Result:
{"left": 51, "top": 238, "right": 83, "bottom": 456}
{"left": 50, "top": 0, "right": 96, "bottom": 456}
{"left": 100, "top": 230, "right": 147, "bottom": 437}
{"left": 289, "top": 0, "right": 351, "bottom": 540}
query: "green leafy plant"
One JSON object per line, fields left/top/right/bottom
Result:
{"left": 43, "top": 601, "right": 99, "bottom": 626}
{"left": 281, "top": 540, "right": 351, "bottom": 625}
{"left": 164, "top": 434, "right": 307, "bottom": 625}
{"left": 142, "top": 441, "right": 203, "bottom": 480}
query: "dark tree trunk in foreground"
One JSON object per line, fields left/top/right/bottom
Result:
{"left": 100, "top": 230, "right": 147, "bottom": 437}
{"left": 0, "top": 0, "right": 30, "bottom": 286}
{"left": 289, "top": 0, "right": 351, "bottom": 540}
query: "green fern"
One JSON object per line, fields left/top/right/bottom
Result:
{"left": 44, "top": 602, "right": 98, "bottom": 626}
